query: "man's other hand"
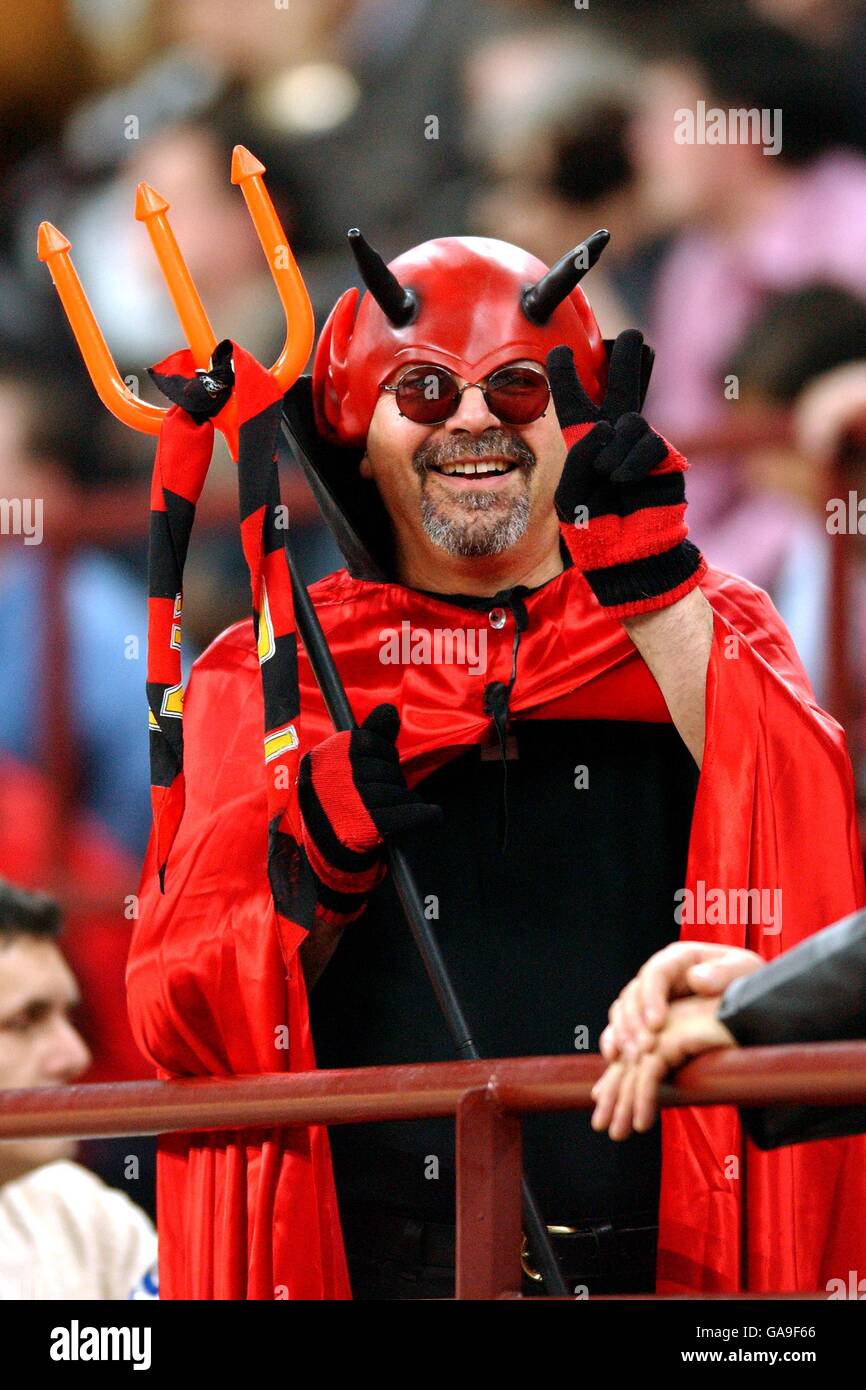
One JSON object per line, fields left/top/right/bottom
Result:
{"left": 591, "top": 995, "right": 738, "bottom": 1140}
{"left": 599, "top": 941, "right": 764, "bottom": 1062}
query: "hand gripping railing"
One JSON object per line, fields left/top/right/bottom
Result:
{"left": 1, "top": 1044, "right": 865, "bottom": 1299}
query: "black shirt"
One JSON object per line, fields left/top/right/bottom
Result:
{"left": 310, "top": 716, "right": 698, "bottom": 1226}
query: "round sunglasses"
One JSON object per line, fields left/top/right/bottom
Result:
{"left": 381, "top": 363, "right": 550, "bottom": 427}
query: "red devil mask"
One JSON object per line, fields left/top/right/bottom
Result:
{"left": 311, "top": 230, "right": 610, "bottom": 448}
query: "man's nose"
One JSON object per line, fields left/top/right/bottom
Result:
{"left": 46, "top": 1016, "right": 92, "bottom": 1084}
{"left": 443, "top": 384, "right": 501, "bottom": 436}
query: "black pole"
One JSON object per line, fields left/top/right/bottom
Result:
{"left": 284, "top": 536, "right": 568, "bottom": 1297}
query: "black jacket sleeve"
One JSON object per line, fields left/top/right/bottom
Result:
{"left": 717, "top": 909, "right": 866, "bottom": 1149}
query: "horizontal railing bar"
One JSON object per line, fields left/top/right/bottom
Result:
{"left": 499, "top": 1041, "right": 866, "bottom": 1113}
{"left": 0, "top": 1044, "right": 864, "bottom": 1141}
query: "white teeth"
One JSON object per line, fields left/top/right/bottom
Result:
{"left": 438, "top": 460, "right": 509, "bottom": 476}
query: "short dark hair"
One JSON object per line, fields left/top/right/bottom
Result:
{"left": 0, "top": 880, "right": 62, "bottom": 946}
{"left": 661, "top": 14, "right": 863, "bottom": 166}
{"left": 729, "top": 285, "right": 866, "bottom": 404}
{"left": 550, "top": 102, "right": 634, "bottom": 206}
{"left": 0, "top": 359, "right": 95, "bottom": 484}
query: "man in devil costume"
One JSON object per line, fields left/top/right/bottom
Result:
{"left": 127, "top": 229, "right": 866, "bottom": 1301}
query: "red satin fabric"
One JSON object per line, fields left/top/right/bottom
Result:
{"left": 127, "top": 529, "right": 866, "bottom": 1297}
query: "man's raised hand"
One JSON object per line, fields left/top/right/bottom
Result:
{"left": 547, "top": 329, "right": 705, "bottom": 618}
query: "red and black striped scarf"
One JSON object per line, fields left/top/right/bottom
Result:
{"left": 146, "top": 340, "right": 312, "bottom": 943}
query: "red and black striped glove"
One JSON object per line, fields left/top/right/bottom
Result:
{"left": 297, "top": 703, "right": 443, "bottom": 925}
{"left": 548, "top": 329, "right": 706, "bottom": 617}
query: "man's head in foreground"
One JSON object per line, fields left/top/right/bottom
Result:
{"left": 0, "top": 881, "right": 91, "bottom": 1185}
{"left": 312, "top": 231, "right": 610, "bottom": 592}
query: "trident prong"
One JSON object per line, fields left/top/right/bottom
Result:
{"left": 230, "top": 145, "right": 315, "bottom": 391}
{"left": 36, "top": 221, "right": 166, "bottom": 436}
{"left": 133, "top": 177, "right": 242, "bottom": 456}
{"left": 37, "top": 147, "right": 314, "bottom": 456}
{"left": 134, "top": 181, "right": 218, "bottom": 372}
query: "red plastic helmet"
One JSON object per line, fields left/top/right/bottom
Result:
{"left": 312, "top": 230, "right": 610, "bottom": 448}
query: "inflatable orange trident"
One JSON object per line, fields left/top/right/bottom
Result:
{"left": 36, "top": 145, "right": 315, "bottom": 458}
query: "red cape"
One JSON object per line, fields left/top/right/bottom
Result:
{"left": 127, "top": 528, "right": 866, "bottom": 1297}
{"left": 0, "top": 754, "right": 151, "bottom": 1085}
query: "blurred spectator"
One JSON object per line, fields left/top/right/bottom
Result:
{"left": 749, "top": 0, "right": 866, "bottom": 148}
{"left": 727, "top": 284, "right": 866, "bottom": 704}
{"left": 0, "top": 753, "right": 153, "bottom": 1087}
{"left": 0, "top": 0, "right": 90, "bottom": 183}
{"left": 631, "top": 14, "right": 866, "bottom": 586}
{"left": 61, "top": 119, "right": 291, "bottom": 372}
{"left": 176, "top": 0, "right": 500, "bottom": 272}
{"left": 1, "top": 0, "right": 503, "bottom": 429}
{"left": 0, "top": 749, "right": 158, "bottom": 1217}
{"left": 0, "top": 363, "right": 152, "bottom": 854}
{"left": 26, "top": 0, "right": 505, "bottom": 341}
{"left": 751, "top": 0, "right": 864, "bottom": 44}
{"left": 791, "top": 345, "right": 866, "bottom": 832}
{"left": 465, "top": 23, "right": 648, "bottom": 333}
{"left": 0, "top": 878, "right": 156, "bottom": 1299}
{"left": 796, "top": 361, "right": 866, "bottom": 462}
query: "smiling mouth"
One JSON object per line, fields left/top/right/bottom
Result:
{"left": 426, "top": 455, "right": 522, "bottom": 479}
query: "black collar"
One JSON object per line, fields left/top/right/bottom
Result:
{"left": 413, "top": 537, "right": 573, "bottom": 611}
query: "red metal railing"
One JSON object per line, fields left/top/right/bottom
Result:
{"left": 2, "top": 1045, "right": 865, "bottom": 1298}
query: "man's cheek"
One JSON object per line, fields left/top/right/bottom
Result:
{"left": 534, "top": 448, "right": 564, "bottom": 498}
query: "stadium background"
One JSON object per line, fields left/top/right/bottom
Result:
{"left": 1, "top": 0, "right": 865, "bottom": 1220}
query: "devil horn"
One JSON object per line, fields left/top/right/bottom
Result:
{"left": 347, "top": 228, "right": 418, "bottom": 327}
{"left": 521, "top": 229, "right": 610, "bottom": 325}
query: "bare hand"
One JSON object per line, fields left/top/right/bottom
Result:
{"left": 591, "top": 995, "right": 737, "bottom": 1140}
{"left": 795, "top": 361, "right": 866, "bottom": 458}
{"left": 599, "top": 941, "right": 763, "bottom": 1063}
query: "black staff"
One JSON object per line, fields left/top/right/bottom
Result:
{"left": 279, "top": 412, "right": 568, "bottom": 1298}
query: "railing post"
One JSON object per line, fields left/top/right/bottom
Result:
{"left": 455, "top": 1085, "right": 522, "bottom": 1299}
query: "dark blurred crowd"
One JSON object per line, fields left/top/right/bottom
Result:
{"left": 1, "top": 0, "right": 866, "bottom": 1120}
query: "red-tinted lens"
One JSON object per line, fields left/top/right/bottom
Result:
{"left": 394, "top": 365, "right": 461, "bottom": 423}
{"left": 484, "top": 367, "right": 550, "bottom": 424}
